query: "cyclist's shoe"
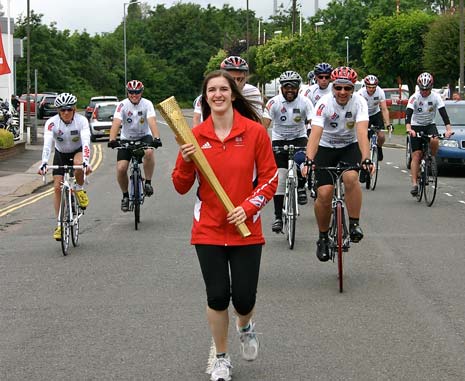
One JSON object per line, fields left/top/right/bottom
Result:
{"left": 316, "top": 237, "right": 330, "bottom": 262}
{"left": 121, "top": 196, "right": 130, "bottom": 212}
{"left": 75, "top": 190, "right": 88, "bottom": 209}
{"left": 349, "top": 223, "right": 364, "bottom": 243}
{"left": 377, "top": 146, "right": 384, "bottom": 161}
{"left": 410, "top": 185, "right": 419, "bottom": 197}
{"left": 271, "top": 218, "right": 283, "bottom": 233}
{"left": 210, "top": 355, "right": 233, "bottom": 381}
{"left": 144, "top": 182, "right": 154, "bottom": 197}
{"left": 53, "top": 226, "right": 62, "bottom": 241}
{"left": 297, "top": 188, "right": 308, "bottom": 205}
{"left": 237, "top": 320, "right": 260, "bottom": 361}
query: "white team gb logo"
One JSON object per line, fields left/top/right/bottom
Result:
{"left": 249, "top": 195, "right": 266, "bottom": 208}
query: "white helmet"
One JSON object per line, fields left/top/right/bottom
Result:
{"left": 54, "top": 93, "right": 77, "bottom": 108}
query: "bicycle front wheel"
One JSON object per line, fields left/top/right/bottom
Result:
{"left": 133, "top": 171, "right": 140, "bottom": 230}
{"left": 423, "top": 156, "right": 438, "bottom": 207}
{"left": 369, "top": 147, "right": 379, "bottom": 190}
{"left": 71, "top": 194, "right": 80, "bottom": 247}
{"left": 285, "top": 180, "right": 297, "bottom": 249}
{"left": 336, "top": 202, "right": 344, "bottom": 293}
{"left": 60, "top": 187, "right": 71, "bottom": 256}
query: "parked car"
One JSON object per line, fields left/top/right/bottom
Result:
{"left": 37, "top": 94, "right": 58, "bottom": 119}
{"left": 434, "top": 100, "right": 465, "bottom": 169}
{"left": 18, "top": 93, "right": 58, "bottom": 116}
{"left": 89, "top": 101, "right": 119, "bottom": 142}
{"left": 85, "top": 96, "right": 118, "bottom": 120}
{"left": 384, "top": 88, "right": 409, "bottom": 121}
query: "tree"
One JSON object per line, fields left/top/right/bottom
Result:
{"left": 363, "top": 10, "right": 436, "bottom": 92}
{"left": 423, "top": 14, "right": 461, "bottom": 90}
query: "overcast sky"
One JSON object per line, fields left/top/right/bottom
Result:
{"left": 8, "top": 0, "right": 329, "bottom": 35}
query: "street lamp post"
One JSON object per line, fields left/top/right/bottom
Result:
{"left": 123, "top": 1, "right": 140, "bottom": 89}
{"left": 345, "top": 36, "right": 349, "bottom": 66}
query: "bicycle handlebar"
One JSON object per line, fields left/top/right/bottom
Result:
{"left": 116, "top": 140, "right": 155, "bottom": 150}
{"left": 407, "top": 131, "right": 454, "bottom": 139}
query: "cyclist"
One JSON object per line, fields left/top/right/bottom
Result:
{"left": 108, "top": 80, "right": 162, "bottom": 212}
{"left": 406, "top": 72, "right": 453, "bottom": 196}
{"left": 172, "top": 70, "right": 277, "bottom": 381}
{"left": 192, "top": 56, "right": 263, "bottom": 127}
{"left": 38, "top": 93, "right": 92, "bottom": 240}
{"left": 305, "top": 66, "right": 372, "bottom": 262}
{"left": 303, "top": 62, "right": 333, "bottom": 106}
{"left": 357, "top": 74, "right": 392, "bottom": 163}
{"left": 299, "top": 70, "right": 316, "bottom": 96}
{"left": 263, "top": 70, "right": 314, "bottom": 233}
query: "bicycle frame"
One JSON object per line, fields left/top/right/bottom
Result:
{"left": 46, "top": 165, "right": 85, "bottom": 255}
{"left": 273, "top": 144, "right": 306, "bottom": 249}
{"left": 118, "top": 140, "right": 153, "bottom": 230}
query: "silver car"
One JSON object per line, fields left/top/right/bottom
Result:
{"left": 89, "top": 101, "right": 119, "bottom": 142}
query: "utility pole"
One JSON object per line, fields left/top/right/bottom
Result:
{"left": 292, "top": 0, "right": 297, "bottom": 35}
{"left": 26, "top": 0, "right": 35, "bottom": 144}
{"left": 460, "top": 0, "right": 464, "bottom": 97}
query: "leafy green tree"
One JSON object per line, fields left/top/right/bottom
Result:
{"left": 363, "top": 10, "right": 436, "bottom": 92}
{"left": 423, "top": 14, "right": 461, "bottom": 90}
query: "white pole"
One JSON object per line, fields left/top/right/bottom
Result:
{"left": 6, "top": 0, "right": 12, "bottom": 99}
{"left": 258, "top": 20, "right": 261, "bottom": 45}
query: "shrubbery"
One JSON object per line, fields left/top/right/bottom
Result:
{"left": 0, "top": 128, "right": 14, "bottom": 148}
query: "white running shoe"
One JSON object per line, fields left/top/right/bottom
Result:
{"left": 237, "top": 320, "right": 260, "bottom": 361}
{"left": 210, "top": 355, "right": 233, "bottom": 381}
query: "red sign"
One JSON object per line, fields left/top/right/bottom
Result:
{"left": 0, "top": 26, "right": 11, "bottom": 75}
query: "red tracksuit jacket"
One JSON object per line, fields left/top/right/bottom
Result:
{"left": 172, "top": 111, "right": 278, "bottom": 246}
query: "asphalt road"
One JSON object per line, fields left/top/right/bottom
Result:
{"left": 1, "top": 118, "right": 465, "bottom": 380}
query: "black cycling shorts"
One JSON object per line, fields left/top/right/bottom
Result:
{"left": 272, "top": 137, "right": 308, "bottom": 168}
{"left": 117, "top": 135, "right": 153, "bottom": 162}
{"left": 410, "top": 124, "right": 438, "bottom": 152}
{"left": 52, "top": 147, "right": 81, "bottom": 176}
{"left": 314, "top": 142, "right": 361, "bottom": 187}
{"left": 368, "top": 111, "right": 384, "bottom": 130}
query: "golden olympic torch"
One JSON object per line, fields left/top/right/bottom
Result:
{"left": 157, "top": 96, "right": 251, "bottom": 238}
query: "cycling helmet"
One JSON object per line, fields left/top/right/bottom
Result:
{"left": 220, "top": 56, "right": 249, "bottom": 72}
{"left": 307, "top": 70, "right": 315, "bottom": 81}
{"left": 314, "top": 62, "right": 333, "bottom": 76}
{"left": 417, "top": 72, "right": 434, "bottom": 90}
{"left": 279, "top": 71, "right": 302, "bottom": 87}
{"left": 364, "top": 74, "right": 379, "bottom": 86}
{"left": 54, "top": 93, "right": 77, "bottom": 108}
{"left": 330, "top": 66, "right": 358, "bottom": 85}
{"left": 126, "top": 80, "right": 144, "bottom": 91}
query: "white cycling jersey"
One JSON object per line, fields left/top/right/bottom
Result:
{"left": 357, "top": 86, "right": 386, "bottom": 116}
{"left": 303, "top": 83, "right": 333, "bottom": 106}
{"left": 263, "top": 93, "right": 314, "bottom": 141}
{"left": 406, "top": 91, "right": 444, "bottom": 126}
{"left": 114, "top": 98, "right": 156, "bottom": 140}
{"left": 312, "top": 92, "right": 369, "bottom": 148}
{"left": 193, "top": 83, "right": 264, "bottom": 118}
{"left": 42, "top": 113, "right": 91, "bottom": 164}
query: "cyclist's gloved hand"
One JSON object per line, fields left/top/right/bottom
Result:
{"left": 386, "top": 123, "right": 393, "bottom": 131}
{"left": 152, "top": 137, "right": 162, "bottom": 149}
{"left": 108, "top": 140, "right": 120, "bottom": 149}
{"left": 362, "top": 158, "right": 373, "bottom": 172}
{"left": 38, "top": 162, "right": 47, "bottom": 175}
{"left": 82, "top": 162, "right": 93, "bottom": 174}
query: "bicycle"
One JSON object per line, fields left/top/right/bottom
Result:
{"left": 117, "top": 140, "right": 154, "bottom": 230}
{"left": 310, "top": 162, "right": 362, "bottom": 293}
{"left": 408, "top": 131, "right": 451, "bottom": 207}
{"left": 272, "top": 144, "right": 306, "bottom": 249}
{"left": 46, "top": 165, "right": 86, "bottom": 256}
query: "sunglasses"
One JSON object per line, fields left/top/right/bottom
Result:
{"left": 318, "top": 75, "right": 330, "bottom": 80}
{"left": 128, "top": 89, "right": 142, "bottom": 95}
{"left": 334, "top": 85, "right": 354, "bottom": 91}
{"left": 231, "top": 76, "right": 246, "bottom": 84}
{"left": 59, "top": 107, "right": 74, "bottom": 112}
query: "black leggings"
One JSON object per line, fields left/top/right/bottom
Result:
{"left": 195, "top": 244, "right": 262, "bottom": 316}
